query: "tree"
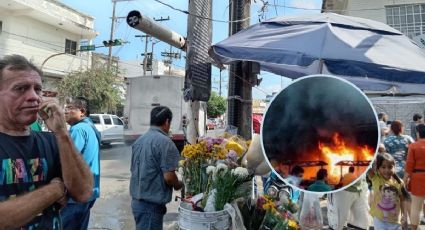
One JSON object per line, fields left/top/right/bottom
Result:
{"left": 207, "top": 91, "right": 226, "bottom": 118}
{"left": 58, "top": 67, "right": 123, "bottom": 113}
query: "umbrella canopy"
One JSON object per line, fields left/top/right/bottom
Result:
{"left": 209, "top": 13, "right": 425, "bottom": 88}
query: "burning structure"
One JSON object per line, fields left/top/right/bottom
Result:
{"left": 262, "top": 76, "right": 378, "bottom": 189}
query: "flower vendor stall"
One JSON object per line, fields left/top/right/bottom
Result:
{"left": 177, "top": 133, "right": 300, "bottom": 230}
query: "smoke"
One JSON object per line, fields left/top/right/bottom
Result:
{"left": 262, "top": 76, "right": 378, "bottom": 163}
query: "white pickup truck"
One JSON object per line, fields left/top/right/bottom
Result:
{"left": 89, "top": 114, "right": 124, "bottom": 145}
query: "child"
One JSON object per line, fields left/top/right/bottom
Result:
{"left": 368, "top": 153, "right": 408, "bottom": 229}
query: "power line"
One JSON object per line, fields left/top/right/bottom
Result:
{"left": 152, "top": 0, "right": 251, "bottom": 23}
{"left": 1, "top": 30, "right": 65, "bottom": 49}
{"left": 269, "top": 3, "right": 386, "bottom": 12}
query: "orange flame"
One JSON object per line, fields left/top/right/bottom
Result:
{"left": 318, "top": 133, "right": 374, "bottom": 184}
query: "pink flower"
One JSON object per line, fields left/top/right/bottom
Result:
{"left": 226, "top": 150, "right": 238, "bottom": 162}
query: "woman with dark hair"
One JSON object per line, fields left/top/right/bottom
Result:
{"left": 383, "top": 120, "right": 414, "bottom": 178}
{"left": 404, "top": 124, "right": 425, "bottom": 230}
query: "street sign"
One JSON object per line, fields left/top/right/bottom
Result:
{"left": 80, "top": 45, "right": 96, "bottom": 51}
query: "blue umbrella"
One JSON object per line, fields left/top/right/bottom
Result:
{"left": 209, "top": 13, "right": 425, "bottom": 92}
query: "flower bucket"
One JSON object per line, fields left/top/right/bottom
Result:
{"left": 178, "top": 202, "right": 231, "bottom": 230}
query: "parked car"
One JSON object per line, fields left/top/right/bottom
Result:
{"left": 89, "top": 114, "right": 124, "bottom": 145}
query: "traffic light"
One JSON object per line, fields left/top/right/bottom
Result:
{"left": 113, "top": 39, "right": 122, "bottom": 46}
{"left": 102, "top": 39, "right": 123, "bottom": 47}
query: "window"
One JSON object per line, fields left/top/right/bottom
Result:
{"left": 65, "top": 39, "right": 77, "bottom": 55}
{"left": 386, "top": 4, "right": 425, "bottom": 39}
{"left": 112, "top": 117, "right": 123, "bottom": 125}
{"left": 103, "top": 115, "right": 112, "bottom": 125}
{"left": 90, "top": 115, "right": 100, "bottom": 124}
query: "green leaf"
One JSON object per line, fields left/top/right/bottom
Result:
{"left": 57, "top": 67, "right": 123, "bottom": 114}
{"left": 207, "top": 91, "right": 226, "bottom": 118}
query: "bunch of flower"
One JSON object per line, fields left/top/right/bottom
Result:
{"left": 179, "top": 133, "right": 251, "bottom": 211}
{"left": 256, "top": 195, "right": 300, "bottom": 230}
{"left": 210, "top": 164, "right": 251, "bottom": 211}
{"left": 179, "top": 134, "right": 249, "bottom": 197}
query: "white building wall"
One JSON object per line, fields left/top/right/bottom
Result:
{"left": 341, "top": 0, "right": 425, "bottom": 23}
{"left": 0, "top": 0, "right": 96, "bottom": 92}
{"left": 0, "top": 15, "right": 90, "bottom": 73}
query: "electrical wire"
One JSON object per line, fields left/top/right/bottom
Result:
{"left": 273, "top": 0, "right": 278, "bottom": 16}
{"left": 152, "top": 0, "right": 251, "bottom": 23}
{"left": 269, "top": 3, "right": 386, "bottom": 12}
{"left": 1, "top": 30, "right": 65, "bottom": 49}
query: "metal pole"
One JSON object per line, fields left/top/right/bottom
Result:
{"left": 151, "top": 40, "right": 155, "bottom": 76}
{"left": 219, "top": 70, "right": 222, "bottom": 96}
{"left": 169, "top": 45, "right": 172, "bottom": 75}
{"left": 227, "top": 0, "right": 252, "bottom": 139}
{"left": 108, "top": 1, "right": 117, "bottom": 70}
{"left": 143, "top": 35, "right": 149, "bottom": 76}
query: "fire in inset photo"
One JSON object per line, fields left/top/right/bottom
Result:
{"left": 262, "top": 75, "right": 379, "bottom": 193}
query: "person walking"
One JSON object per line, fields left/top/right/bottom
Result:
{"left": 404, "top": 124, "right": 425, "bottom": 230}
{"left": 378, "top": 112, "right": 390, "bottom": 143}
{"left": 410, "top": 113, "right": 423, "bottom": 141}
{"left": 61, "top": 97, "right": 101, "bottom": 230}
{"left": 130, "top": 106, "right": 183, "bottom": 230}
{"left": 384, "top": 120, "right": 414, "bottom": 179}
{"left": 0, "top": 54, "right": 93, "bottom": 229}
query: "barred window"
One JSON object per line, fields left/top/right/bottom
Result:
{"left": 386, "top": 4, "right": 425, "bottom": 39}
{"left": 65, "top": 39, "right": 77, "bottom": 55}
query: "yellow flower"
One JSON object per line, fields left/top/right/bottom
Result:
{"left": 226, "top": 141, "right": 245, "bottom": 156}
{"left": 288, "top": 220, "right": 298, "bottom": 228}
{"left": 178, "top": 160, "right": 186, "bottom": 167}
{"left": 261, "top": 195, "right": 278, "bottom": 214}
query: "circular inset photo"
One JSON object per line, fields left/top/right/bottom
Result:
{"left": 261, "top": 75, "right": 379, "bottom": 193}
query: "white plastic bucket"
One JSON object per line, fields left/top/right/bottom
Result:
{"left": 178, "top": 202, "right": 231, "bottom": 230}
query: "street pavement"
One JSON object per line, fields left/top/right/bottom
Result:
{"left": 88, "top": 142, "right": 181, "bottom": 230}
{"left": 88, "top": 138, "right": 425, "bottom": 229}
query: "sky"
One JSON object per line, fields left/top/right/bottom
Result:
{"left": 61, "top": 0, "right": 323, "bottom": 99}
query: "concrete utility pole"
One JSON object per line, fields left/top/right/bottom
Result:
{"left": 108, "top": 1, "right": 117, "bottom": 70}
{"left": 161, "top": 45, "right": 181, "bottom": 75}
{"left": 135, "top": 34, "right": 151, "bottom": 75}
{"left": 108, "top": 0, "right": 134, "bottom": 70}
{"left": 227, "top": 0, "right": 254, "bottom": 140}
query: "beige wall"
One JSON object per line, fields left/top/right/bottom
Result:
{"left": 324, "top": 0, "right": 425, "bottom": 23}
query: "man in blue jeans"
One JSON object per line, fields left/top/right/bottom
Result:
{"left": 62, "top": 97, "right": 101, "bottom": 230}
{"left": 130, "top": 106, "right": 183, "bottom": 230}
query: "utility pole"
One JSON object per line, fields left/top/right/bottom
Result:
{"left": 219, "top": 70, "right": 222, "bottom": 96}
{"left": 135, "top": 34, "right": 151, "bottom": 75}
{"left": 227, "top": 0, "right": 253, "bottom": 140}
{"left": 108, "top": 0, "right": 134, "bottom": 70}
{"left": 108, "top": 1, "right": 117, "bottom": 70}
{"left": 135, "top": 16, "right": 170, "bottom": 76}
{"left": 161, "top": 45, "right": 181, "bottom": 75}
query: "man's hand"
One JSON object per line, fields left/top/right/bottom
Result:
{"left": 164, "top": 171, "right": 183, "bottom": 190}
{"left": 50, "top": 178, "right": 68, "bottom": 209}
{"left": 38, "top": 100, "right": 67, "bottom": 134}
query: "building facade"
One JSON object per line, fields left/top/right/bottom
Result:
{"left": 0, "top": 0, "right": 97, "bottom": 95}
{"left": 322, "top": 0, "right": 425, "bottom": 45}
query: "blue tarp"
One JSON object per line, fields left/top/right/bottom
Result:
{"left": 209, "top": 13, "right": 425, "bottom": 93}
